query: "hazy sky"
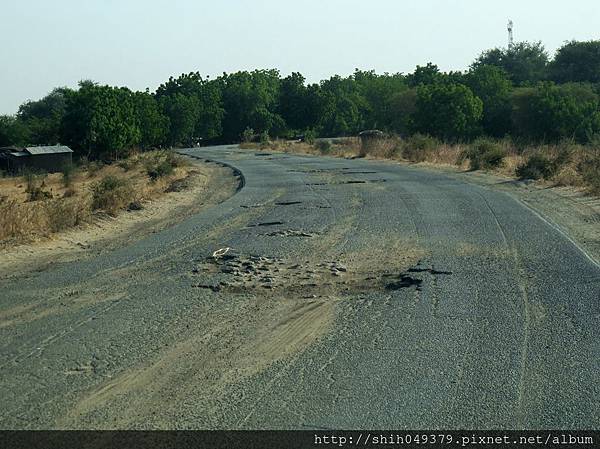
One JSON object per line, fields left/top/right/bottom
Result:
{"left": 2, "top": 0, "right": 599, "bottom": 114}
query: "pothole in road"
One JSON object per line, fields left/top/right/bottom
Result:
{"left": 191, "top": 252, "right": 452, "bottom": 298}
{"left": 306, "top": 180, "right": 387, "bottom": 186}
{"left": 262, "top": 229, "right": 318, "bottom": 238}
{"left": 275, "top": 201, "right": 303, "bottom": 206}
{"left": 288, "top": 168, "right": 354, "bottom": 173}
{"left": 247, "top": 221, "right": 284, "bottom": 227}
{"left": 407, "top": 267, "right": 453, "bottom": 275}
{"left": 384, "top": 275, "right": 423, "bottom": 291}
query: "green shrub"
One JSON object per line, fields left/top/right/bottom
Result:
{"left": 315, "top": 140, "right": 332, "bottom": 153}
{"left": 401, "top": 134, "right": 440, "bottom": 162}
{"left": 147, "top": 160, "right": 173, "bottom": 180}
{"left": 144, "top": 151, "right": 183, "bottom": 181}
{"left": 304, "top": 129, "right": 316, "bottom": 145}
{"left": 242, "top": 127, "right": 255, "bottom": 143}
{"left": 516, "top": 154, "right": 556, "bottom": 180}
{"left": 461, "top": 139, "right": 506, "bottom": 170}
{"left": 91, "top": 175, "right": 132, "bottom": 215}
{"left": 259, "top": 131, "right": 270, "bottom": 144}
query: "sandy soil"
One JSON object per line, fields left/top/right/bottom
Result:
{"left": 0, "top": 159, "right": 239, "bottom": 280}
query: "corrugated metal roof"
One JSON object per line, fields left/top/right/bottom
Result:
{"left": 25, "top": 145, "right": 73, "bottom": 155}
{"left": 9, "top": 151, "right": 29, "bottom": 157}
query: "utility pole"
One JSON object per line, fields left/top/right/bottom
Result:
{"left": 507, "top": 20, "right": 514, "bottom": 48}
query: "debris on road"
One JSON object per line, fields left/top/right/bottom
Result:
{"left": 263, "top": 229, "right": 317, "bottom": 238}
{"left": 212, "top": 247, "right": 231, "bottom": 259}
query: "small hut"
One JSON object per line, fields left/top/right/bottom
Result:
{"left": 0, "top": 145, "right": 73, "bottom": 173}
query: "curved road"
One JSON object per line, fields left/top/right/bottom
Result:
{"left": 1, "top": 145, "right": 599, "bottom": 429}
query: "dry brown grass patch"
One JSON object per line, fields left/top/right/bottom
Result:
{"left": 0, "top": 150, "right": 193, "bottom": 247}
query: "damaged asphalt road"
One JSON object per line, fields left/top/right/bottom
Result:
{"left": 1, "top": 145, "right": 599, "bottom": 429}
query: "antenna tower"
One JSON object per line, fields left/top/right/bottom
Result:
{"left": 507, "top": 20, "right": 514, "bottom": 48}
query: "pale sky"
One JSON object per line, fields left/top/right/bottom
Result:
{"left": 2, "top": 0, "right": 599, "bottom": 114}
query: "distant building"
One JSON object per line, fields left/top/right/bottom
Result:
{"left": 0, "top": 145, "right": 73, "bottom": 173}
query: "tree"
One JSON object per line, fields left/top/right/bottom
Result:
{"left": 550, "top": 40, "right": 600, "bottom": 84}
{"left": 316, "top": 75, "right": 367, "bottom": 136}
{"left": 387, "top": 89, "right": 417, "bottom": 135}
{"left": 510, "top": 82, "right": 600, "bottom": 142}
{"left": 278, "top": 72, "right": 314, "bottom": 132}
{"left": 159, "top": 93, "right": 199, "bottom": 146}
{"left": 473, "top": 42, "right": 549, "bottom": 86}
{"left": 196, "top": 79, "right": 224, "bottom": 141}
{"left": 465, "top": 65, "right": 513, "bottom": 136}
{"left": 61, "top": 82, "right": 140, "bottom": 159}
{"left": 219, "top": 70, "right": 284, "bottom": 141}
{"left": 0, "top": 115, "right": 30, "bottom": 147}
{"left": 156, "top": 72, "right": 224, "bottom": 141}
{"left": 407, "top": 63, "right": 443, "bottom": 87}
{"left": 133, "top": 91, "right": 169, "bottom": 149}
{"left": 353, "top": 70, "right": 408, "bottom": 130}
{"left": 413, "top": 83, "right": 483, "bottom": 141}
{"left": 17, "top": 87, "right": 72, "bottom": 145}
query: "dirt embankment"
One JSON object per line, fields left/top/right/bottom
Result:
{"left": 0, "top": 154, "right": 239, "bottom": 279}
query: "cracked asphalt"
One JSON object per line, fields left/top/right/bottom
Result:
{"left": 1, "top": 145, "right": 599, "bottom": 429}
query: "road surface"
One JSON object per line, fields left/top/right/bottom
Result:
{"left": 1, "top": 145, "right": 599, "bottom": 429}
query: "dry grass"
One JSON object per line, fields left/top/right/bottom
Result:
{"left": 0, "top": 150, "right": 191, "bottom": 247}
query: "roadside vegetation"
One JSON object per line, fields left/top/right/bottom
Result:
{"left": 0, "top": 151, "right": 190, "bottom": 246}
{"left": 1, "top": 39, "right": 600, "bottom": 195}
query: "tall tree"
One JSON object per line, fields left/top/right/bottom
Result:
{"left": 413, "top": 83, "right": 483, "bottom": 141}
{"left": 17, "top": 87, "right": 72, "bottom": 145}
{"left": 549, "top": 40, "right": 600, "bottom": 84}
{"left": 278, "top": 72, "right": 312, "bottom": 132}
{"left": 407, "top": 63, "right": 443, "bottom": 87}
{"left": 353, "top": 69, "right": 408, "bottom": 130}
{"left": 159, "top": 93, "right": 199, "bottom": 146}
{"left": 61, "top": 81, "right": 140, "bottom": 159}
{"left": 510, "top": 82, "right": 600, "bottom": 142}
{"left": 473, "top": 42, "right": 549, "bottom": 86}
{"left": 0, "top": 115, "right": 30, "bottom": 147}
{"left": 465, "top": 65, "right": 513, "bottom": 137}
{"left": 317, "top": 75, "right": 367, "bottom": 136}
{"left": 133, "top": 91, "right": 169, "bottom": 149}
{"left": 156, "top": 72, "right": 224, "bottom": 141}
{"left": 219, "top": 70, "right": 284, "bottom": 141}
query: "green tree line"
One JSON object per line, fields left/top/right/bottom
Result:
{"left": 2, "top": 39, "right": 600, "bottom": 159}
